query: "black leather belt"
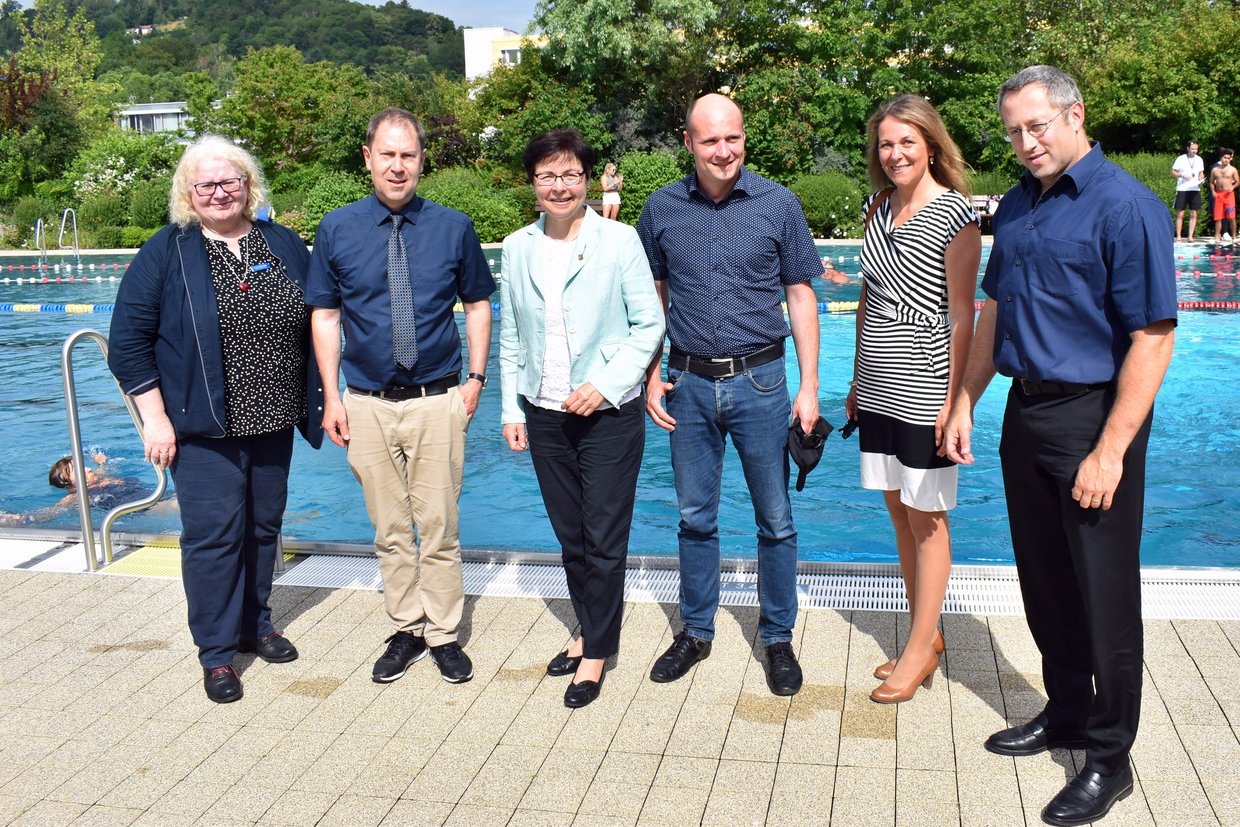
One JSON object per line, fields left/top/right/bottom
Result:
{"left": 668, "top": 341, "right": 784, "bottom": 379}
{"left": 1017, "top": 378, "right": 1112, "bottom": 397}
{"left": 356, "top": 375, "right": 458, "bottom": 400}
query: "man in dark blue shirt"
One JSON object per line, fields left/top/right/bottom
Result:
{"left": 308, "top": 108, "right": 495, "bottom": 687}
{"left": 944, "top": 66, "right": 1176, "bottom": 827}
{"left": 637, "top": 93, "right": 822, "bottom": 697}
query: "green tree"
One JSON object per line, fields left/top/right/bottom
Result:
{"left": 203, "top": 46, "right": 371, "bottom": 176}
{"left": 472, "top": 52, "right": 610, "bottom": 176}
{"left": 14, "top": 0, "right": 116, "bottom": 138}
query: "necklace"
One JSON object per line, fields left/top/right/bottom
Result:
{"left": 237, "top": 230, "right": 252, "bottom": 292}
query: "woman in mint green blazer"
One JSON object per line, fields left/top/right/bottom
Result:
{"left": 499, "top": 129, "right": 665, "bottom": 709}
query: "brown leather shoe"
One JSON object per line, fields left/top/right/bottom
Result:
{"left": 875, "top": 629, "right": 944, "bottom": 680}
{"left": 870, "top": 652, "right": 938, "bottom": 704}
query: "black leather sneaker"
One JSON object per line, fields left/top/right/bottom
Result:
{"left": 371, "top": 631, "right": 427, "bottom": 683}
{"left": 430, "top": 641, "right": 474, "bottom": 683}
{"left": 649, "top": 631, "right": 712, "bottom": 683}
{"left": 764, "top": 642, "right": 803, "bottom": 696}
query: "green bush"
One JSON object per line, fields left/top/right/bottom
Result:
{"left": 1111, "top": 153, "right": 1176, "bottom": 213}
{"left": 965, "top": 169, "right": 1018, "bottom": 197}
{"left": 78, "top": 192, "right": 128, "bottom": 231}
{"left": 302, "top": 172, "right": 372, "bottom": 242}
{"left": 88, "top": 225, "right": 124, "bottom": 249}
{"left": 790, "top": 173, "right": 864, "bottom": 239}
{"left": 121, "top": 226, "right": 159, "bottom": 248}
{"left": 33, "top": 178, "right": 75, "bottom": 209}
{"left": 128, "top": 178, "right": 170, "bottom": 228}
{"left": 417, "top": 168, "right": 525, "bottom": 243}
{"left": 616, "top": 150, "right": 683, "bottom": 225}
{"left": 12, "top": 196, "right": 50, "bottom": 239}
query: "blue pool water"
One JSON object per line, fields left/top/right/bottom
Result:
{"left": 1, "top": 244, "right": 1237, "bottom": 567}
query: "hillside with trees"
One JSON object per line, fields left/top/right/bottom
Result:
{"left": 2, "top": 0, "right": 1238, "bottom": 248}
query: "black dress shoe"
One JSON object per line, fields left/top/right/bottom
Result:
{"left": 203, "top": 665, "right": 243, "bottom": 703}
{"left": 764, "top": 642, "right": 803, "bottom": 696}
{"left": 1041, "top": 766, "right": 1133, "bottom": 826}
{"left": 239, "top": 632, "right": 299, "bottom": 664}
{"left": 985, "top": 713, "right": 1088, "bottom": 757}
{"left": 649, "top": 631, "right": 711, "bottom": 683}
{"left": 564, "top": 670, "right": 605, "bottom": 708}
{"left": 547, "top": 651, "right": 583, "bottom": 677}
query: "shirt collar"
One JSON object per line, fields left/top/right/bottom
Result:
{"left": 1019, "top": 141, "right": 1106, "bottom": 198}
{"left": 367, "top": 192, "right": 424, "bottom": 226}
{"left": 687, "top": 166, "right": 772, "bottom": 202}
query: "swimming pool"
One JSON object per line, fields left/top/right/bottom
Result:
{"left": 1, "top": 244, "right": 1237, "bottom": 568}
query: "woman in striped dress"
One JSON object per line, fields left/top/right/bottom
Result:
{"left": 846, "top": 95, "right": 981, "bottom": 704}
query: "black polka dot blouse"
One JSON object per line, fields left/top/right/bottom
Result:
{"left": 205, "top": 227, "right": 309, "bottom": 437}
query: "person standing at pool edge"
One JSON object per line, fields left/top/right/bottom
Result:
{"left": 637, "top": 93, "right": 821, "bottom": 696}
{"left": 307, "top": 108, "right": 495, "bottom": 685}
{"left": 1170, "top": 140, "right": 1204, "bottom": 242}
{"left": 943, "top": 66, "right": 1176, "bottom": 826}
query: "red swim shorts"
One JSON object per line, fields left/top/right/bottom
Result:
{"left": 1215, "top": 189, "right": 1236, "bottom": 220}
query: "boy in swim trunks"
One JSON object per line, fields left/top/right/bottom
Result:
{"left": 1211, "top": 149, "right": 1237, "bottom": 243}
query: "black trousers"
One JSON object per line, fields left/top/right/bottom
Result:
{"left": 999, "top": 382, "right": 1151, "bottom": 776}
{"left": 524, "top": 396, "right": 645, "bottom": 660}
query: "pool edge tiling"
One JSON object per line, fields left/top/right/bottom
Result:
{"left": 2, "top": 533, "right": 1238, "bottom": 621}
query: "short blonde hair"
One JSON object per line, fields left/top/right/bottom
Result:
{"left": 168, "top": 135, "right": 269, "bottom": 229}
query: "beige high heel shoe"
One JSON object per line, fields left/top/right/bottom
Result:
{"left": 874, "top": 629, "right": 944, "bottom": 680}
{"left": 870, "top": 651, "right": 939, "bottom": 704}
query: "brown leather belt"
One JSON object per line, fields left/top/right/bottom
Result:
{"left": 356, "top": 375, "right": 458, "bottom": 400}
{"left": 1017, "top": 378, "right": 1112, "bottom": 397}
{"left": 668, "top": 341, "right": 784, "bottom": 379}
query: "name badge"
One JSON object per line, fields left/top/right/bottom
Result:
{"left": 250, "top": 262, "right": 271, "bottom": 273}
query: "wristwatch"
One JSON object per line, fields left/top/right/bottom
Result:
{"left": 467, "top": 372, "right": 488, "bottom": 387}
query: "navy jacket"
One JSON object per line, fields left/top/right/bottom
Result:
{"left": 108, "top": 221, "right": 325, "bottom": 449}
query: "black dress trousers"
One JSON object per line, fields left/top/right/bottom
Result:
{"left": 999, "top": 382, "right": 1152, "bottom": 776}
{"left": 524, "top": 396, "right": 646, "bottom": 660}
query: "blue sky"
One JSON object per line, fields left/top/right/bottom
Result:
{"left": 358, "top": 0, "right": 539, "bottom": 33}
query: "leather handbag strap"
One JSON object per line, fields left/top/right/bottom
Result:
{"left": 864, "top": 186, "right": 895, "bottom": 231}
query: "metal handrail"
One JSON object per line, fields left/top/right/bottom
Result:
{"left": 34, "top": 217, "right": 48, "bottom": 269}
{"left": 58, "top": 208, "right": 81, "bottom": 271}
{"left": 61, "top": 329, "right": 167, "bottom": 570}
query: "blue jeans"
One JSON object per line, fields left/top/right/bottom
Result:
{"left": 665, "top": 357, "right": 798, "bottom": 645}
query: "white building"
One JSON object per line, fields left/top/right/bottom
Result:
{"left": 117, "top": 101, "right": 191, "bottom": 135}
{"left": 463, "top": 27, "right": 530, "bottom": 81}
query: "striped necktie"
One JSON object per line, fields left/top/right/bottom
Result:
{"left": 387, "top": 213, "right": 418, "bottom": 369}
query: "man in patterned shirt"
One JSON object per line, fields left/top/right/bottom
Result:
{"left": 637, "top": 93, "right": 822, "bottom": 696}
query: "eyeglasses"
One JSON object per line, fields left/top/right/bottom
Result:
{"left": 192, "top": 176, "right": 246, "bottom": 196}
{"left": 1002, "top": 106, "right": 1073, "bottom": 143}
{"left": 533, "top": 171, "right": 584, "bottom": 187}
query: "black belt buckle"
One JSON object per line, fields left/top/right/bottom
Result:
{"left": 369, "top": 375, "right": 457, "bottom": 400}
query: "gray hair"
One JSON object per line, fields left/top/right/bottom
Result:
{"left": 996, "top": 65, "right": 1083, "bottom": 112}
{"left": 168, "top": 135, "right": 268, "bottom": 229}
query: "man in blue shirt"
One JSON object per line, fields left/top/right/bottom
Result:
{"left": 944, "top": 66, "right": 1176, "bottom": 827}
{"left": 307, "top": 108, "right": 495, "bottom": 686}
{"left": 637, "top": 93, "right": 822, "bottom": 697}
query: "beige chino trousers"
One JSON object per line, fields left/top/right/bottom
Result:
{"left": 344, "top": 387, "right": 469, "bottom": 645}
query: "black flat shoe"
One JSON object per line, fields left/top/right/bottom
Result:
{"left": 985, "top": 713, "right": 1088, "bottom": 756}
{"left": 564, "top": 670, "right": 605, "bottom": 708}
{"left": 1041, "top": 766, "right": 1133, "bottom": 826}
{"left": 239, "top": 631, "right": 299, "bottom": 664}
{"left": 547, "top": 651, "right": 583, "bottom": 677}
{"left": 203, "top": 665, "right": 243, "bottom": 703}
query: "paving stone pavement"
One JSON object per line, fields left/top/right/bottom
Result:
{"left": 0, "top": 568, "right": 1237, "bottom": 826}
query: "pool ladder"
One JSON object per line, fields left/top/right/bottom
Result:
{"left": 61, "top": 329, "right": 167, "bottom": 571}
{"left": 59, "top": 208, "right": 81, "bottom": 271}
{"left": 34, "top": 218, "right": 49, "bottom": 270}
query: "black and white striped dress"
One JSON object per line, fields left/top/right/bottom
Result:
{"left": 856, "top": 189, "right": 977, "bottom": 512}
